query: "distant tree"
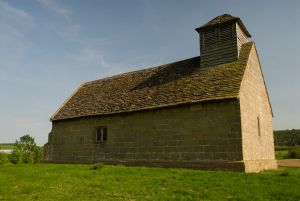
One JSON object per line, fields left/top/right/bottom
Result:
{"left": 10, "top": 149, "right": 24, "bottom": 164}
{"left": 34, "top": 146, "right": 43, "bottom": 163}
{"left": 0, "top": 153, "right": 9, "bottom": 165}
{"left": 10, "top": 134, "right": 43, "bottom": 164}
{"left": 274, "top": 129, "right": 300, "bottom": 146}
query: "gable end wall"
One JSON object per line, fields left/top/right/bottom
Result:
{"left": 239, "top": 44, "right": 277, "bottom": 172}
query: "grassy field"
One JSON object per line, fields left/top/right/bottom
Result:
{"left": 0, "top": 143, "right": 15, "bottom": 150}
{"left": 0, "top": 164, "right": 299, "bottom": 201}
{"left": 275, "top": 145, "right": 300, "bottom": 159}
{"left": 275, "top": 150, "right": 289, "bottom": 159}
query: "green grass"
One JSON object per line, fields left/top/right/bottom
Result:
{"left": 0, "top": 164, "right": 299, "bottom": 201}
{"left": 276, "top": 150, "right": 289, "bottom": 159}
{"left": 275, "top": 146, "right": 300, "bottom": 159}
{"left": 0, "top": 143, "right": 15, "bottom": 150}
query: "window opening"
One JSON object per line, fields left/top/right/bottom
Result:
{"left": 257, "top": 116, "right": 261, "bottom": 137}
{"left": 96, "top": 128, "right": 102, "bottom": 142}
{"left": 103, "top": 127, "right": 107, "bottom": 141}
{"left": 96, "top": 127, "right": 107, "bottom": 143}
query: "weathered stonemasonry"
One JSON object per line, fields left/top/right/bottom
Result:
{"left": 239, "top": 45, "right": 277, "bottom": 172}
{"left": 45, "top": 14, "right": 277, "bottom": 172}
{"left": 46, "top": 99, "right": 245, "bottom": 170}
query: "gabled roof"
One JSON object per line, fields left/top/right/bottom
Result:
{"left": 51, "top": 42, "right": 254, "bottom": 121}
{"left": 195, "top": 14, "right": 251, "bottom": 37}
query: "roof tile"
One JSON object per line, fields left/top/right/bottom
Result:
{"left": 51, "top": 42, "right": 253, "bottom": 121}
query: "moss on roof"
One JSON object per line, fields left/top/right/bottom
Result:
{"left": 51, "top": 42, "right": 254, "bottom": 121}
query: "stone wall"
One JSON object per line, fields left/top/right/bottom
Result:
{"left": 239, "top": 44, "right": 277, "bottom": 172}
{"left": 45, "top": 99, "right": 245, "bottom": 171}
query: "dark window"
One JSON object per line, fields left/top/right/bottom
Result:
{"left": 203, "top": 29, "right": 216, "bottom": 47}
{"left": 257, "top": 116, "right": 261, "bottom": 137}
{"left": 96, "top": 128, "right": 102, "bottom": 142}
{"left": 96, "top": 127, "right": 107, "bottom": 143}
{"left": 220, "top": 24, "right": 233, "bottom": 41}
{"left": 78, "top": 136, "right": 84, "bottom": 144}
{"left": 103, "top": 127, "right": 107, "bottom": 141}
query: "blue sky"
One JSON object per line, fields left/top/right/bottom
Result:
{"left": 0, "top": 0, "right": 299, "bottom": 145}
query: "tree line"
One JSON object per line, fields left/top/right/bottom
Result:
{"left": 274, "top": 129, "right": 300, "bottom": 146}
